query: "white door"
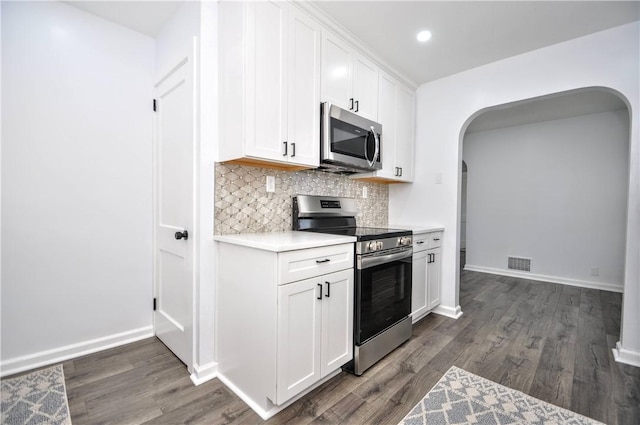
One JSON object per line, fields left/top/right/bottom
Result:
{"left": 277, "top": 277, "right": 322, "bottom": 404}
{"left": 352, "top": 53, "right": 378, "bottom": 120}
{"left": 411, "top": 250, "right": 429, "bottom": 321}
{"left": 321, "top": 31, "right": 352, "bottom": 110}
{"left": 245, "top": 0, "right": 288, "bottom": 162}
{"left": 377, "top": 71, "right": 398, "bottom": 179}
{"left": 320, "top": 269, "right": 353, "bottom": 377}
{"left": 395, "top": 83, "right": 415, "bottom": 181}
{"left": 287, "top": 6, "right": 320, "bottom": 167}
{"left": 427, "top": 249, "right": 442, "bottom": 310}
{"left": 153, "top": 46, "right": 196, "bottom": 370}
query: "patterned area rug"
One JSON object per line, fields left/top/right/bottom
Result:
{"left": 400, "top": 366, "right": 603, "bottom": 425}
{"left": 1, "top": 364, "right": 72, "bottom": 425}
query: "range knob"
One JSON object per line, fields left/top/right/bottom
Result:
{"left": 399, "top": 236, "right": 412, "bottom": 246}
{"left": 368, "top": 241, "right": 379, "bottom": 252}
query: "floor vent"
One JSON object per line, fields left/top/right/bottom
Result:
{"left": 508, "top": 256, "right": 531, "bottom": 272}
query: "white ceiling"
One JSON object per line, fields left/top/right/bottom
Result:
{"left": 63, "top": 1, "right": 637, "bottom": 130}
{"left": 312, "top": 1, "right": 640, "bottom": 85}
{"left": 64, "top": 1, "right": 185, "bottom": 37}
{"left": 65, "top": 1, "right": 640, "bottom": 86}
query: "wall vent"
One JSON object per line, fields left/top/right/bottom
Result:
{"left": 508, "top": 256, "right": 531, "bottom": 272}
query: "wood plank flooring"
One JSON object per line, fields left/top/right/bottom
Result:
{"left": 61, "top": 267, "right": 639, "bottom": 424}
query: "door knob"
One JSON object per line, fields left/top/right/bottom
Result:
{"left": 175, "top": 230, "right": 189, "bottom": 240}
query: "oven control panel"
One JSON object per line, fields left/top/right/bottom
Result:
{"left": 358, "top": 236, "right": 413, "bottom": 254}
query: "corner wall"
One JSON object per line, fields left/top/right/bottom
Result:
{"left": 389, "top": 21, "right": 640, "bottom": 366}
{"left": 1, "top": 1, "right": 155, "bottom": 375}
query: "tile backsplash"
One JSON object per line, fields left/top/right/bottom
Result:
{"left": 215, "top": 163, "right": 388, "bottom": 234}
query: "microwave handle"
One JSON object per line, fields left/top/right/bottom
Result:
{"left": 365, "top": 126, "right": 380, "bottom": 168}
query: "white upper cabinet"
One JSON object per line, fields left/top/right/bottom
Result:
{"left": 218, "top": 1, "right": 320, "bottom": 169}
{"left": 321, "top": 30, "right": 378, "bottom": 121}
{"left": 394, "top": 81, "right": 415, "bottom": 182}
{"left": 353, "top": 70, "right": 415, "bottom": 183}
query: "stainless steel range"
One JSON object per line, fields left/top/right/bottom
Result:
{"left": 293, "top": 195, "right": 412, "bottom": 375}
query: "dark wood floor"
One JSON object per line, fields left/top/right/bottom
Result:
{"left": 62, "top": 267, "right": 640, "bottom": 425}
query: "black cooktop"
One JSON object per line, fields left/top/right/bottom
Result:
{"left": 305, "top": 226, "right": 412, "bottom": 241}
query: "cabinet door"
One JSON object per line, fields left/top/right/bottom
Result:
{"left": 411, "top": 250, "right": 429, "bottom": 322}
{"left": 352, "top": 54, "right": 378, "bottom": 120}
{"left": 321, "top": 31, "right": 352, "bottom": 110}
{"left": 376, "top": 71, "right": 398, "bottom": 179}
{"left": 287, "top": 7, "right": 320, "bottom": 167}
{"left": 276, "top": 276, "right": 322, "bottom": 404}
{"left": 395, "top": 83, "right": 415, "bottom": 181}
{"left": 320, "top": 269, "right": 354, "bottom": 377}
{"left": 245, "top": 1, "right": 288, "bottom": 162}
{"left": 427, "top": 249, "right": 441, "bottom": 310}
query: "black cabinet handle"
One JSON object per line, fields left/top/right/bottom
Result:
{"left": 317, "top": 283, "right": 322, "bottom": 300}
{"left": 399, "top": 167, "right": 403, "bottom": 177}
{"left": 283, "top": 141, "right": 288, "bottom": 156}
{"left": 433, "top": 238, "right": 440, "bottom": 241}
{"left": 417, "top": 241, "right": 425, "bottom": 245}
{"left": 355, "top": 100, "right": 359, "bottom": 112}
{"left": 291, "top": 142, "right": 296, "bottom": 157}
{"left": 349, "top": 98, "right": 354, "bottom": 110}
{"left": 325, "top": 281, "right": 330, "bottom": 297}
{"left": 316, "top": 258, "right": 330, "bottom": 264}
{"left": 175, "top": 230, "right": 188, "bottom": 240}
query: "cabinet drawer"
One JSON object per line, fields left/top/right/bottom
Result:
{"left": 278, "top": 243, "right": 354, "bottom": 284}
{"left": 413, "top": 232, "right": 442, "bottom": 251}
{"left": 413, "top": 234, "right": 430, "bottom": 252}
{"left": 428, "top": 232, "right": 442, "bottom": 248}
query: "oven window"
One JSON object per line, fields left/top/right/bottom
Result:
{"left": 356, "top": 257, "right": 411, "bottom": 344}
{"left": 331, "top": 118, "right": 377, "bottom": 161}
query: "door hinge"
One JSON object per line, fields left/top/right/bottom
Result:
{"left": 153, "top": 99, "right": 157, "bottom": 112}
{"left": 153, "top": 297, "right": 157, "bottom": 311}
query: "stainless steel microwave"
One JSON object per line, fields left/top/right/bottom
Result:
{"left": 320, "top": 102, "right": 382, "bottom": 173}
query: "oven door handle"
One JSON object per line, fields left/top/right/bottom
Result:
{"left": 358, "top": 249, "right": 412, "bottom": 269}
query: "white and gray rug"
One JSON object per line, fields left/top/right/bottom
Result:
{"left": 1, "top": 364, "right": 72, "bottom": 425}
{"left": 400, "top": 366, "right": 603, "bottom": 425}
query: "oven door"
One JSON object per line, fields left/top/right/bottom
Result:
{"left": 355, "top": 249, "right": 412, "bottom": 345}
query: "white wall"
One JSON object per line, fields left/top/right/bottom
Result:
{"left": 1, "top": 1, "right": 155, "bottom": 375}
{"left": 389, "top": 21, "right": 640, "bottom": 366}
{"left": 154, "top": 1, "right": 218, "bottom": 384}
{"left": 463, "top": 110, "right": 629, "bottom": 291}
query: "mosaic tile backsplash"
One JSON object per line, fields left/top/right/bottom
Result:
{"left": 215, "top": 163, "right": 388, "bottom": 234}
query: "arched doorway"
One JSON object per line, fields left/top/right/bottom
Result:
{"left": 457, "top": 88, "right": 630, "bottom": 334}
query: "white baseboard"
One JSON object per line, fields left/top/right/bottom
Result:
{"left": 612, "top": 341, "right": 640, "bottom": 368}
{"left": 217, "top": 368, "right": 341, "bottom": 420}
{"left": 0, "top": 326, "right": 154, "bottom": 377}
{"left": 463, "top": 264, "right": 623, "bottom": 293}
{"left": 190, "top": 361, "right": 218, "bottom": 386}
{"left": 432, "top": 304, "right": 463, "bottom": 319}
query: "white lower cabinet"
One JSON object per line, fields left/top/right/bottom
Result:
{"left": 276, "top": 269, "right": 353, "bottom": 403}
{"left": 411, "top": 231, "right": 442, "bottom": 323}
{"left": 216, "top": 240, "right": 354, "bottom": 418}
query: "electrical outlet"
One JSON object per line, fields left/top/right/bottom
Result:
{"left": 591, "top": 267, "right": 599, "bottom": 276}
{"left": 266, "top": 176, "right": 275, "bottom": 193}
{"left": 362, "top": 186, "right": 368, "bottom": 198}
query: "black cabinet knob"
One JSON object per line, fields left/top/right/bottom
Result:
{"left": 175, "top": 230, "right": 189, "bottom": 240}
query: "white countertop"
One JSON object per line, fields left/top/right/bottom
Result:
{"left": 390, "top": 224, "right": 445, "bottom": 234}
{"left": 214, "top": 231, "right": 356, "bottom": 252}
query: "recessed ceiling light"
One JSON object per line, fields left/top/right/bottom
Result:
{"left": 417, "top": 30, "right": 432, "bottom": 43}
